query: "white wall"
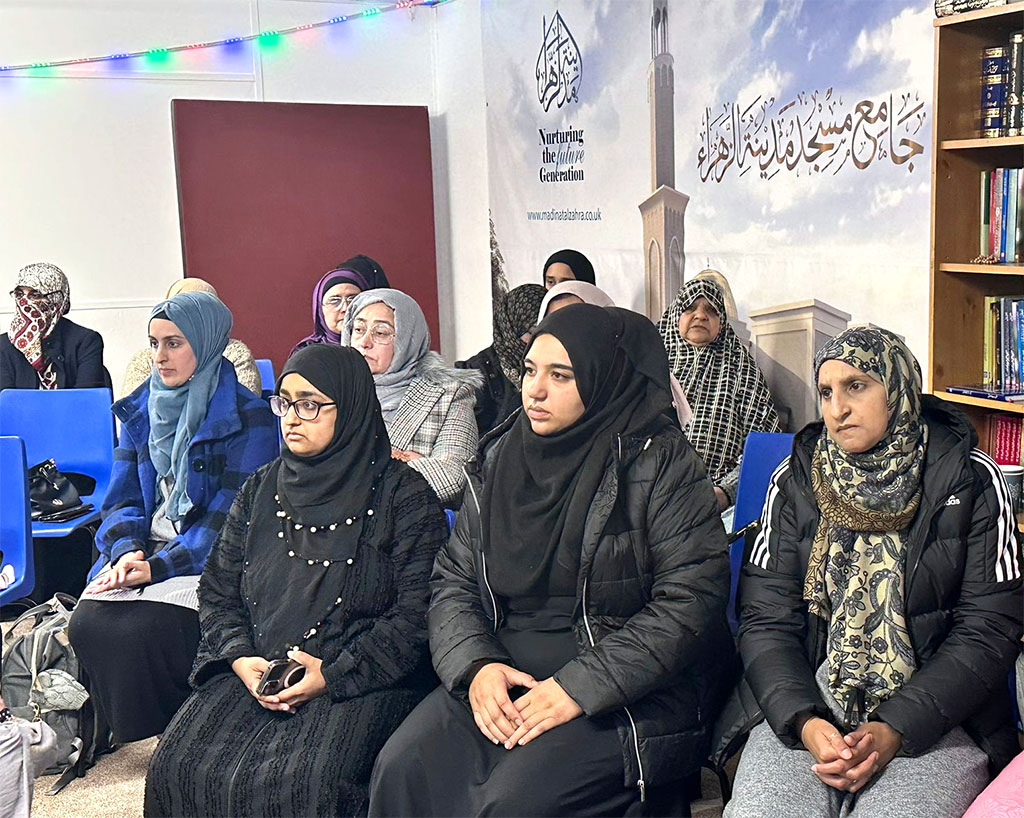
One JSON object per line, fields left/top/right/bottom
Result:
{"left": 0, "top": 0, "right": 492, "bottom": 393}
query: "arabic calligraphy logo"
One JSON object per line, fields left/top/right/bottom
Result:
{"left": 536, "top": 11, "right": 582, "bottom": 111}
{"left": 697, "top": 88, "right": 928, "bottom": 183}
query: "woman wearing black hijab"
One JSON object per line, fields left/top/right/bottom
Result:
{"left": 145, "top": 345, "right": 447, "bottom": 818}
{"left": 369, "top": 304, "right": 734, "bottom": 816}
{"left": 542, "top": 248, "right": 595, "bottom": 288}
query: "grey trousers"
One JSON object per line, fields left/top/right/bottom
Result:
{"left": 724, "top": 667, "right": 990, "bottom": 818}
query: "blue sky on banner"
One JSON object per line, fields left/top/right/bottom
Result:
{"left": 677, "top": 0, "right": 933, "bottom": 261}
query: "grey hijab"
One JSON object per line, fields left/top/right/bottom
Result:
{"left": 341, "top": 288, "right": 430, "bottom": 422}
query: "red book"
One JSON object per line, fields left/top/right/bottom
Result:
{"left": 992, "top": 414, "right": 1023, "bottom": 464}
{"left": 991, "top": 167, "right": 1003, "bottom": 257}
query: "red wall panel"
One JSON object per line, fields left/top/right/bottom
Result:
{"left": 172, "top": 99, "right": 438, "bottom": 372}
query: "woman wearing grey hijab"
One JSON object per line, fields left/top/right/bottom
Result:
{"left": 342, "top": 289, "right": 482, "bottom": 507}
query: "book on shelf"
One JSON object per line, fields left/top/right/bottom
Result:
{"left": 987, "top": 413, "right": 1024, "bottom": 466}
{"left": 946, "top": 384, "right": 1024, "bottom": 401}
{"left": 979, "top": 167, "right": 1024, "bottom": 262}
{"left": 1009, "top": 30, "right": 1024, "bottom": 137}
{"left": 982, "top": 46, "right": 1009, "bottom": 137}
{"left": 936, "top": 0, "right": 1007, "bottom": 17}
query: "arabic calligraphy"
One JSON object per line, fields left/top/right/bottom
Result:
{"left": 697, "top": 88, "right": 927, "bottom": 183}
{"left": 536, "top": 11, "right": 582, "bottom": 112}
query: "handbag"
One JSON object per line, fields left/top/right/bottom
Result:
{"left": 27, "top": 460, "right": 92, "bottom": 522}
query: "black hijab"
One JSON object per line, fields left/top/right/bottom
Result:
{"left": 275, "top": 345, "right": 391, "bottom": 530}
{"left": 330, "top": 254, "right": 390, "bottom": 292}
{"left": 543, "top": 249, "right": 596, "bottom": 285}
{"left": 483, "top": 304, "right": 672, "bottom": 598}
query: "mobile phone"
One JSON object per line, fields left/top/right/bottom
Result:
{"left": 255, "top": 658, "right": 306, "bottom": 696}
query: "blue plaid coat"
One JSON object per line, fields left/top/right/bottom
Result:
{"left": 90, "top": 359, "right": 278, "bottom": 583}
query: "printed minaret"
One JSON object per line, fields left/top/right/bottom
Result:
{"left": 639, "top": 0, "right": 689, "bottom": 320}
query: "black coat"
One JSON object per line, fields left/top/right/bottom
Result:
{"left": 429, "top": 413, "right": 735, "bottom": 792}
{"left": 0, "top": 317, "right": 106, "bottom": 391}
{"left": 455, "top": 345, "right": 520, "bottom": 438}
{"left": 738, "top": 396, "right": 1023, "bottom": 769}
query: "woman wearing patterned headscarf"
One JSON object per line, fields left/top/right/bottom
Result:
{"left": 291, "top": 254, "right": 390, "bottom": 356}
{"left": 121, "top": 278, "right": 261, "bottom": 397}
{"left": 69, "top": 292, "right": 278, "bottom": 744}
{"left": 658, "top": 278, "right": 780, "bottom": 509}
{"left": 0, "top": 262, "right": 106, "bottom": 391}
{"left": 342, "top": 289, "right": 482, "bottom": 507}
{"left": 727, "top": 325, "right": 1023, "bottom": 818}
{"left": 456, "top": 283, "right": 547, "bottom": 436}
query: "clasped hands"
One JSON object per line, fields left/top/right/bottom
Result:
{"left": 799, "top": 715, "right": 902, "bottom": 793}
{"left": 83, "top": 550, "right": 152, "bottom": 594}
{"left": 231, "top": 650, "right": 328, "bottom": 713}
{"left": 468, "top": 662, "right": 583, "bottom": 749}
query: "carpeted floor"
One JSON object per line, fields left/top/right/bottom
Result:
{"left": 29, "top": 739, "right": 727, "bottom": 818}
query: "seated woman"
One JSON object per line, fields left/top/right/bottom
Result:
{"left": 0, "top": 262, "right": 106, "bottom": 391}
{"left": 456, "top": 283, "right": 546, "bottom": 436}
{"left": 541, "top": 248, "right": 595, "bottom": 289}
{"left": 68, "top": 291, "right": 278, "bottom": 744}
{"left": 342, "top": 288, "right": 481, "bottom": 508}
{"left": 727, "top": 326, "right": 1023, "bottom": 818}
{"left": 540, "top": 281, "right": 692, "bottom": 428}
{"left": 291, "top": 254, "right": 390, "bottom": 356}
{"left": 657, "top": 278, "right": 780, "bottom": 510}
{"left": 144, "top": 345, "right": 448, "bottom": 817}
{"left": 122, "top": 278, "right": 261, "bottom": 397}
{"left": 369, "top": 304, "right": 733, "bottom": 817}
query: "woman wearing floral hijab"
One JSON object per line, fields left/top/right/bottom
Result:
{"left": 456, "top": 283, "right": 547, "bottom": 436}
{"left": 0, "top": 262, "right": 106, "bottom": 391}
{"left": 727, "top": 325, "right": 1022, "bottom": 818}
{"left": 658, "top": 278, "right": 780, "bottom": 509}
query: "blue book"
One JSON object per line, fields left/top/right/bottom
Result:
{"left": 1008, "top": 168, "right": 1019, "bottom": 262}
{"left": 946, "top": 385, "right": 1024, "bottom": 402}
{"left": 1002, "top": 170, "right": 1011, "bottom": 262}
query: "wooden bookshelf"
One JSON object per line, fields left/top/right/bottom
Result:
{"left": 929, "top": 4, "right": 1024, "bottom": 450}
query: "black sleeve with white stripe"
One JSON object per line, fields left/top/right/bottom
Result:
{"left": 738, "top": 459, "right": 831, "bottom": 746}
{"left": 871, "top": 448, "right": 1024, "bottom": 756}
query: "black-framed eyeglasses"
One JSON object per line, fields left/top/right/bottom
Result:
{"left": 269, "top": 395, "right": 337, "bottom": 421}
{"left": 322, "top": 295, "right": 358, "bottom": 310}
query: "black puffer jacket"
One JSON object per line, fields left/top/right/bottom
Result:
{"left": 454, "top": 345, "right": 519, "bottom": 437}
{"left": 738, "top": 396, "right": 1023, "bottom": 769}
{"left": 429, "top": 412, "right": 734, "bottom": 796}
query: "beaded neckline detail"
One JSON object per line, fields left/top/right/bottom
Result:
{"left": 273, "top": 493, "right": 372, "bottom": 566}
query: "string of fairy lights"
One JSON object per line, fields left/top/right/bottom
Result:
{"left": 0, "top": 0, "right": 452, "bottom": 73}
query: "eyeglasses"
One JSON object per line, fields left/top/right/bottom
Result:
{"left": 10, "top": 287, "right": 58, "bottom": 301}
{"left": 351, "top": 323, "right": 397, "bottom": 345}
{"left": 322, "top": 295, "right": 358, "bottom": 310}
{"left": 269, "top": 395, "right": 337, "bottom": 421}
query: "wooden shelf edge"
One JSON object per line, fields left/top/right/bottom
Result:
{"left": 933, "top": 390, "right": 1024, "bottom": 413}
{"left": 934, "top": 2, "right": 1024, "bottom": 27}
{"left": 938, "top": 262, "right": 1024, "bottom": 275}
{"left": 939, "top": 136, "right": 1024, "bottom": 150}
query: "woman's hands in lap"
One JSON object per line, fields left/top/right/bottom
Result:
{"left": 801, "top": 716, "right": 902, "bottom": 792}
{"left": 468, "top": 663, "right": 537, "bottom": 744}
{"left": 506, "top": 678, "right": 583, "bottom": 748}
{"left": 83, "top": 551, "right": 151, "bottom": 594}
{"left": 231, "top": 651, "right": 327, "bottom": 712}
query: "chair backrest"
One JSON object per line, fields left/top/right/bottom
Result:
{"left": 0, "top": 435, "right": 34, "bottom": 603}
{"left": 0, "top": 388, "right": 115, "bottom": 502}
{"left": 255, "top": 359, "right": 275, "bottom": 393}
{"left": 728, "top": 431, "right": 795, "bottom": 633}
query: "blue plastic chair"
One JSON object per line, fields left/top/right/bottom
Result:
{"left": 727, "top": 432, "right": 795, "bottom": 633}
{"left": 0, "top": 388, "right": 115, "bottom": 538}
{"left": 0, "top": 436, "right": 35, "bottom": 604}
{"left": 256, "top": 359, "right": 275, "bottom": 396}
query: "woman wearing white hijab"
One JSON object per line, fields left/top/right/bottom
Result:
{"left": 342, "top": 289, "right": 482, "bottom": 507}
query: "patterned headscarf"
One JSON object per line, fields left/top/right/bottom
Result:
{"left": 7, "top": 263, "right": 71, "bottom": 389}
{"left": 657, "top": 279, "right": 779, "bottom": 490}
{"left": 166, "top": 278, "right": 218, "bottom": 298}
{"left": 493, "top": 284, "right": 546, "bottom": 387}
{"left": 148, "top": 292, "right": 232, "bottom": 522}
{"left": 805, "top": 324, "right": 927, "bottom": 724}
{"left": 340, "top": 289, "right": 430, "bottom": 423}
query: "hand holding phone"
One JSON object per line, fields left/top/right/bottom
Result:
{"left": 255, "top": 658, "right": 307, "bottom": 697}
